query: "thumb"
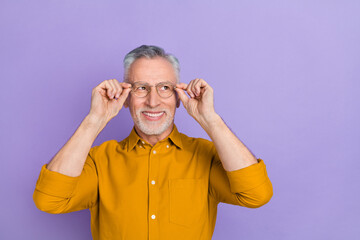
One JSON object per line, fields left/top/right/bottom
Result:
{"left": 116, "top": 88, "right": 131, "bottom": 106}
{"left": 175, "top": 88, "right": 189, "bottom": 107}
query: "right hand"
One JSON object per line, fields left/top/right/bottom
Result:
{"left": 88, "top": 79, "right": 132, "bottom": 123}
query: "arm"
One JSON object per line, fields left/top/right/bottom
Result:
{"left": 47, "top": 79, "right": 131, "bottom": 177}
{"left": 33, "top": 79, "right": 131, "bottom": 213}
{"left": 175, "top": 78, "right": 256, "bottom": 171}
{"left": 197, "top": 114, "right": 257, "bottom": 171}
{"left": 46, "top": 114, "right": 106, "bottom": 177}
{"left": 175, "top": 78, "right": 273, "bottom": 207}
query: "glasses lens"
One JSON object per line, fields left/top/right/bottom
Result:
{"left": 132, "top": 84, "right": 149, "bottom": 97}
{"left": 156, "top": 83, "right": 175, "bottom": 98}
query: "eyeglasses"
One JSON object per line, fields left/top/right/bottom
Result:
{"left": 130, "top": 81, "right": 176, "bottom": 98}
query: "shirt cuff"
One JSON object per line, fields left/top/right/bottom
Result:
{"left": 35, "top": 164, "right": 80, "bottom": 198}
{"left": 226, "top": 159, "right": 269, "bottom": 193}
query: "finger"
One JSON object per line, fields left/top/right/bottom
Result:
{"left": 176, "top": 83, "right": 188, "bottom": 90}
{"left": 108, "top": 79, "right": 118, "bottom": 99}
{"left": 175, "top": 87, "right": 189, "bottom": 106}
{"left": 115, "top": 82, "right": 132, "bottom": 100}
{"left": 103, "top": 80, "right": 115, "bottom": 99}
{"left": 191, "top": 78, "right": 202, "bottom": 97}
{"left": 111, "top": 79, "right": 123, "bottom": 99}
{"left": 194, "top": 78, "right": 207, "bottom": 97}
{"left": 186, "top": 79, "right": 196, "bottom": 98}
{"left": 93, "top": 85, "right": 106, "bottom": 98}
{"left": 116, "top": 87, "right": 131, "bottom": 104}
{"left": 175, "top": 83, "right": 191, "bottom": 98}
{"left": 120, "top": 82, "right": 132, "bottom": 89}
{"left": 98, "top": 80, "right": 114, "bottom": 99}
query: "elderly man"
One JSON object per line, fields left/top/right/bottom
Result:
{"left": 33, "top": 45, "right": 273, "bottom": 240}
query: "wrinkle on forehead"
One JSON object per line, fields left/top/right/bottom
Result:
{"left": 127, "top": 57, "right": 177, "bottom": 84}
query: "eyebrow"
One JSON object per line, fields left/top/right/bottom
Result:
{"left": 132, "top": 81, "right": 149, "bottom": 85}
{"left": 132, "top": 81, "right": 175, "bottom": 85}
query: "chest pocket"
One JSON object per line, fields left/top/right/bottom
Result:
{"left": 169, "top": 178, "right": 207, "bottom": 227}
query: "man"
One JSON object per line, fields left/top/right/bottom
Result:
{"left": 33, "top": 45, "right": 273, "bottom": 240}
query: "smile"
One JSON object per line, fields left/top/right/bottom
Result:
{"left": 142, "top": 111, "right": 165, "bottom": 120}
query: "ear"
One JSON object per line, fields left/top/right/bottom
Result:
{"left": 124, "top": 96, "right": 129, "bottom": 108}
{"left": 176, "top": 92, "right": 180, "bottom": 108}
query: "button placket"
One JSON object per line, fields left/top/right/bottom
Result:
{"left": 148, "top": 145, "right": 159, "bottom": 238}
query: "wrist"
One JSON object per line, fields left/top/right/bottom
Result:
{"left": 198, "top": 112, "right": 222, "bottom": 133}
{"left": 84, "top": 114, "right": 108, "bottom": 134}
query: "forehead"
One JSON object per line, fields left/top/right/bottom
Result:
{"left": 127, "top": 57, "right": 177, "bottom": 84}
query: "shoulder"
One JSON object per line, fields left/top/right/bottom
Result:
{"left": 88, "top": 139, "right": 125, "bottom": 159}
{"left": 179, "top": 132, "right": 215, "bottom": 153}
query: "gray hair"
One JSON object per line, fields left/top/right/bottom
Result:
{"left": 123, "top": 45, "right": 180, "bottom": 82}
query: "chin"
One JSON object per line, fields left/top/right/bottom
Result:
{"left": 132, "top": 108, "right": 175, "bottom": 136}
{"left": 136, "top": 123, "right": 171, "bottom": 136}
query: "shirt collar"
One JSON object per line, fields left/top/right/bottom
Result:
{"left": 126, "top": 124, "right": 183, "bottom": 151}
{"left": 167, "top": 125, "right": 183, "bottom": 149}
{"left": 127, "top": 127, "right": 142, "bottom": 152}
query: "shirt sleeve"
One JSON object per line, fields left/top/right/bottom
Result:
{"left": 209, "top": 150, "right": 273, "bottom": 208}
{"left": 33, "top": 147, "right": 99, "bottom": 214}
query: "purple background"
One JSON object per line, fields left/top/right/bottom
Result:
{"left": 1, "top": 0, "right": 359, "bottom": 239}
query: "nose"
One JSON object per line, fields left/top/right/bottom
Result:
{"left": 145, "top": 86, "right": 161, "bottom": 108}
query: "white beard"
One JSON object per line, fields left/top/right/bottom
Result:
{"left": 133, "top": 108, "right": 174, "bottom": 136}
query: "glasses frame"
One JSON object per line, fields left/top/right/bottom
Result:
{"left": 130, "top": 81, "right": 177, "bottom": 98}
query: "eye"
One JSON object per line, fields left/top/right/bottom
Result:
{"left": 159, "top": 84, "right": 172, "bottom": 91}
{"left": 135, "top": 86, "right": 147, "bottom": 91}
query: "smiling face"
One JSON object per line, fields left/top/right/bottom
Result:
{"left": 125, "top": 57, "right": 180, "bottom": 141}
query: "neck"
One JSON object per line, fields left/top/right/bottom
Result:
{"left": 135, "top": 123, "right": 174, "bottom": 146}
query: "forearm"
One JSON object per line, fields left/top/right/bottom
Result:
{"left": 46, "top": 114, "right": 107, "bottom": 177}
{"left": 199, "top": 114, "right": 258, "bottom": 171}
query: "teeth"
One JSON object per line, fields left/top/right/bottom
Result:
{"left": 143, "top": 112, "right": 164, "bottom": 117}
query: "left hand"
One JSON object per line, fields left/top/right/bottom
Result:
{"left": 175, "top": 78, "right": 219, "bottom": 125}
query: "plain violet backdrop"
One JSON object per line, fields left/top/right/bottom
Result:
{"left": 1, "top": 0, "right": 359, "bottom": 239}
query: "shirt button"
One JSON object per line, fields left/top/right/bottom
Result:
{"left": 151, "top": 180, "right": 156, "bottom": 185}
{"left": 151, "top": 214, "right": 156, "bottom": 219}
{"left": 153, "top": 150, "right": 156, "bottom": 154}
{"left": 166, "top": 145, "right": 169, "bottom": 148}
{"left": 142, "top": 141, "right": 145, "bottom": 144}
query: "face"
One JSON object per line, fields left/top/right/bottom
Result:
{"left": 125, "top": 57, "right": 180, "bottom": 138}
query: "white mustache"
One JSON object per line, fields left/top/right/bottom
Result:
{"left": 138, "top": 108, "right": 170, "bottom": 114}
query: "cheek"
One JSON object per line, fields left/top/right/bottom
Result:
{"left": 129, "top": 98, "right": 144, "bottom": 111}
{"left": 166, "top": 99, "right": 178, "bottom": 112}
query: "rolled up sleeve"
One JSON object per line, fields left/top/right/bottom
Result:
{"left": 33, "top": 149, "right": 98, "bottom": 214}
{"left": 209, "top": 156, "right": 273, "bottom": 208}
{"left": 34, "top": 164, "right": 79, "bottom": 198}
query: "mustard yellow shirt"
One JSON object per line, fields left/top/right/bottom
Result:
{"left": 33, "top": 125, "right": 273, "bottom": 240}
